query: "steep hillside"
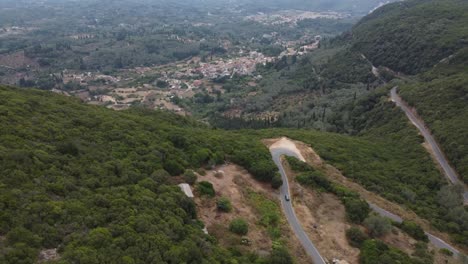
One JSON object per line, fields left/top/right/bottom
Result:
{"left": 0, "top": 86, "right": 282, "bottom": 264}
{"left": 351, "top": 0, "right": 468, "bottom": 74}
{"left": 346, "top": 0, "right": 468, "bottom": 183}
{"left": 399, "top": 51, "right": 468, "bottom": 184}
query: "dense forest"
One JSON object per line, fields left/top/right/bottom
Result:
{"left": 0, "top": 86, "right": 281, "bottom": 264}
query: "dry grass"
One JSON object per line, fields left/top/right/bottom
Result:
{"left": 194, "top": 164, "right": 311, "bottom": 263}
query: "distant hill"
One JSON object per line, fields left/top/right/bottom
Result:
{"left": 351, "top": 0, "right": 468, "bottom": 74}
{"left": 344, "top": 0, "right": 468, "bottom": 184}
{"left": 230, "top": 0, "right": 399, "bottom": 14}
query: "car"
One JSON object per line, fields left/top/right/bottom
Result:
{"left": 285, "top": 195, "right": 290, "bottom": 201}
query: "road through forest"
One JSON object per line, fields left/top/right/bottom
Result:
{"left": 390, "top": 87, "right": 468, "bottom": 203}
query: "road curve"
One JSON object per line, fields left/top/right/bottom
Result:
{"left": 271, "top": 148, "right": 326, "bottom": 264}
{"left": 369, "top": 203, "right": 460, "bottom": 256}
{"left": 270, "top": 142, "right": 461, "bottom": 258}
{"left": 390, "top": 87, "right": 468, "bottom": 202}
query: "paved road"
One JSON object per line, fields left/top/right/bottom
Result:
{"left": 369, "top": 202, "right": 460, "bottom": 256}
{"left": 390, "top": 87, "right": 468, "bottom": 202}
{"left": 271, "top": 148, "right": 326, "bottom": 264}
{"left": 270, "top": 145, "right": 461, "bottom": 258}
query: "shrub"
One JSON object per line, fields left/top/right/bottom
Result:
{"left": 229, "top": 218, "right": 248, "bottom": 235}
{"left": 197, "top": 181, "right": 215, "bottom": 197}
{"left": 286, "top": 156, "right": 312, "bottom": 172}
{"left": 271, "top": 172, "right": 283, "bottom": 189}
{"left": 196, "top": 168, "right": 206, "bottom": 176}
{"left": 217, "top": 197, "right": 232, "bottom": 212}
{"left": 398, "top": 221, "right": 428, "bottom": 242}
{"left": 183, "top": 170, "right": 197, "bottom": 185}
{"left": 343, "top": 198, "right": 370, "bottom": 224}
{"left": 269, "top": 246, "right": 293, "bottom": 264}
{"left": 364, "top": 215, "right": 392, "bottom": 237}
{"left": 296, "top": 171, "right": 331, "bottom": 191}
{"left": 346, "top": 226, "right": 369, "bottom": 248}
{"left": 439, "top": 248, "right": 453, "bottom": 256}
{"left": 214, "top": 171, "right": 224, "bottom": 178}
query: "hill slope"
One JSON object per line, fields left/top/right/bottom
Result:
{"left": 1, "top": 77, "right": 467, "bottom": 263}
{"left": 0, "top": 86, "right": 282, "bottom": 264}
{"left": 351, "top": 0, "right": 468, "bottom": 74}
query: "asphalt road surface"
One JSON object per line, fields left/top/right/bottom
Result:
{"left": 369, "top": 202, "right": 460, "bottom": 256}
{"left": 390, "top": 87, "right": 468, "bottom": 203}
{"left": 270, "top": 145, "right": 461, "bottom": 258}
{"left": 270, "top": 139, "right": 460, "bottom": 258}
{"left": 271, "top": 147, "right": 326, "bottom": 264}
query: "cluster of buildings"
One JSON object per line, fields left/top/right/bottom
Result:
{"left": 196, "top": 51, "right": 274, "bottom": 79}
{"left": 245, "top": 10, "right": 346, "bottom": 26}
{"left": 56, "top": 38, "right": 319, "bottom": 113}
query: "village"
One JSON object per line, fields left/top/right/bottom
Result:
{"left": 49, "top": 38, "right": 320, "bottom": 114}
{"left": 245, "top": 10, "right": 348, "bottom": 26}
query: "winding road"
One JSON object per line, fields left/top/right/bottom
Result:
{"left": 369, "top": 203, "right": 460, "bottom": 256}
{"left": 271, "top": 147, "right": 326, "bottom": 264}
{"left": 390, "top": 87, "right": 468, "bottom": 202}
{"left": 269, "top": 138, "right": 461, "bottom": 261}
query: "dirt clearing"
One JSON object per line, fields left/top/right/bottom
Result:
{"left": 194, "top": 164, "right": 312, "bottom": 263}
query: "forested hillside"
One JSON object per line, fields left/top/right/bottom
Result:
{"left": 315, "top": 0, "right": 468, "bottom": 248}
{"left": 1, "top": 0, "right": 468, "bottom": 262}
{"left": 0, "top": 86, "right": 280, "bottom": 264}
{"left": 351, "top": 0, "right": 468, "bottom": 74}
{"left": 399, "top": 51, "right": 468, "bottom": 184}
{"left": 1, "top": 85, "right": 466, "bottom": 263}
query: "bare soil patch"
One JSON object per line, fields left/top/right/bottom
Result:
{"left": 194, "top": 164, "right": 311, "bottom": 263}
{"left": 282, "top": 158, "right": 359, "bottom": 264}
{"left": 38, "top": 248, "right": 60, "bottom": 263}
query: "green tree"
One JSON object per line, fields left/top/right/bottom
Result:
{"left": 164, "top": 160, "right": 185, "bottom": 176}
{"left": 6, "top": 227, "right": 42, "bottom": 248}
{"left": 88, "top": 227, "right": 112, "bottom": 248}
